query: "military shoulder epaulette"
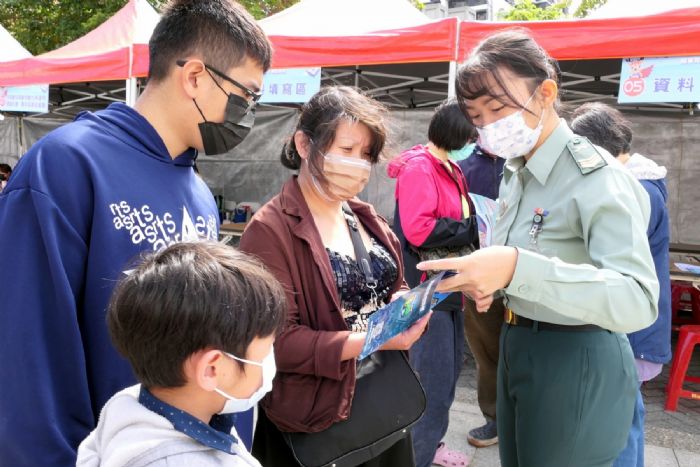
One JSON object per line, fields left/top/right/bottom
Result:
{"left": 567, "top": 136, "right": 607, "bottom": 175}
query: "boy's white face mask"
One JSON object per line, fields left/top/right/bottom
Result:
{"left": 214, "top": 346, "right": 276, "bottom": 414}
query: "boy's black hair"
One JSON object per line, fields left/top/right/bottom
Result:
{"left": 570, "top": 102, "right": 632, "bottom": 157}
{"left": 107, "top": 242, "right": 286, "bottom": 388}
{"left": 148, "top": 0, "right": 272, "bottom": 83}
{"left": 428, "top": 100, "right": 477, "bottom": 151}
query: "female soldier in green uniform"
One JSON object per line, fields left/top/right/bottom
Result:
{"left": 419, "top": 31, "right": 659, "bottom": 467}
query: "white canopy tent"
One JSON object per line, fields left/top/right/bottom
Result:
{"left": 0, "top": 25, "right": 31, "bottom": 163}
{"left": 260, "top": 0, "right": 431, "bottom": 35}
{"left": 0, "top": 25, "right": 31, "bottom": 61}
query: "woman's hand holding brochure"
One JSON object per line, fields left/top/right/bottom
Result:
{"left": 359, "top": 271, "right": 452, "bottom": 359}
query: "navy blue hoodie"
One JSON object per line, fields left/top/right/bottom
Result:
{"left": 0, "top": 103, "right": 236, "bottom": 466}
{"left": 625, "top": 154, "right": 672, "bottom": 365}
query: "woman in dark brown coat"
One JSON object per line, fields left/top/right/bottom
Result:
{"left": 240, "top": 86, "right": 430, "bottom": 466}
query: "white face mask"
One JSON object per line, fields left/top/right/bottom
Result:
{"left": 476, "top": 91, "right": 545, "bottom": 160}
{"left": 214, "top": 346, "right": 276, "bottom": 414}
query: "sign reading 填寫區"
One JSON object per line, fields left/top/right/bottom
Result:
{"left": 618, "top": 57, "right": 699, "bottom": 104}
{"left": 260, "top": 68, "right": 321, "bottom": 104}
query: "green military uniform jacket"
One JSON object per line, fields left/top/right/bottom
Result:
{"left": 494, "top": 119, "right": 659, "bottom": 333}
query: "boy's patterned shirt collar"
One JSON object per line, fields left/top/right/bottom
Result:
{"left": 138, "top": 386, "right": 239, "bottom": 455}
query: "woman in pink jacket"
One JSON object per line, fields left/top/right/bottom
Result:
{"left": 388, "top": 100, "right": 480, "bottom": 467}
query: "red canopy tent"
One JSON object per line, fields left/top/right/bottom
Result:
{"left": 457, "top": 7, "right": 700, "bottom": 61}
{"left": 264, "top": 4, "right": 700, "bottom": 109}
{"left": 449, "top": 6, "right": 700, "bottom": 110}
{"left": 258, "top": 0, "right": 460, "bottom": 109}
{"left": 2, "top": 1, "right": 700, "bottom": 110}
{"left": 260, "top": 0, "right": 458, "bottom": 68}
{"left": 0, "top": 0, "right": 159, "bottom": 106}
{"left": 0, "top": 0, "right": 457, "bottom": 85}
{"left": 0, "top": 0, "right": 459, "bottom": 110}
{"left": 266, "top": 19, "right": 458, "bottom": 69}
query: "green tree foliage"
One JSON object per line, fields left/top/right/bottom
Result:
{"left": 574, "top": 0, "right": 607, "bottom": 18}
{"left": 500, "top": 0, "right": 570, "bottom": 21}
{"left": 0, "top": 0, "right": 136, "bottom": 55}
{"left": 237, "top": 0, "right": 300, "bottom": 20}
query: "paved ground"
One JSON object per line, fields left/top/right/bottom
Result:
{"left": 444, "top": 334, "right": 700, "bottom": 466}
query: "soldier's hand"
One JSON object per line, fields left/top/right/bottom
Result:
{"left": 416, "top": 246, "right": 518, "bottom": 308}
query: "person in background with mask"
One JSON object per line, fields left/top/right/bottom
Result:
{"left": 420, "top": 30, "right": 659, "bottom": 467}
{"left": 0, "top": 163, "right": 11, "bottom": 192}
{"left": 77, "top": 242, "right": 286, "bottom": 467}
{"left": 456, "top": 138, "right": 505, "bottom": 450}
{"left": 0, "top": 2, "right": 269, "bottom": 465}
{"left": 388, "top": 99, "right": 478, "bottom": 467}
{"left": 239, "top": 86, "right": 430, "bottom": 466}
{"left": 571, "top": 102, "right": 671, "bottom": 467}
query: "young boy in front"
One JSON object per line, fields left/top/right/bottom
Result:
{"left": 77, "top": 242, "right": 286, "bottom": 467}
{"left": 0, "top": 2, "right": 271, "bottom": 464}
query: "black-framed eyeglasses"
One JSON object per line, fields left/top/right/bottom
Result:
{"left": 176, "top": 59, "right": 262, "bottom": 109}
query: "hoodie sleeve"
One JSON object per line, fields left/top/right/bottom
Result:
{"left": 0, "top": 143, "right": 94, "bottom": 466}
{"left": 396, "top": 162, "right": 478, "bottom": 249}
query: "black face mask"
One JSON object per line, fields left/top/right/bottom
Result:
{"left": 195, "top": 92, "right": 255, "bottom": 155}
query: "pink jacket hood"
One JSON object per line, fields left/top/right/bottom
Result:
{"left": 387, "top": 144, "right": 451, "bottom": 180}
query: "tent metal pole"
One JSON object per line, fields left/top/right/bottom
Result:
{"left": 18, "top": 116, "right": 24, "bottom": 157}
{"left": 448, "top": 17, "right": 460, "bottom": 100}
{"left": 126, "top": 77, "right": 138, "bottom": 107}
{"left": 126, "top": 43, "right": 137, "bottom": 107}
{"left": 448, "top": 61, "right": 456, "bottom": 99}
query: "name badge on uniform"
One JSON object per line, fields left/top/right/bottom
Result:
{"left": 528, "top": 208, "right": 549, "bottom": 252}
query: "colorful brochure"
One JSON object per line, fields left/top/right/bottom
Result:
{"left": 359, "top": 271, "right": 450, "bottom": 360}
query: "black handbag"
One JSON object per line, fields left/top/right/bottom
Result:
{"left": 282, "top": 204, "right": 426, "bottom": 467}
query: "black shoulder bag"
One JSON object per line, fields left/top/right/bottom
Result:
{"left": 282, "top": 203, "right": 426, "bottom": 467}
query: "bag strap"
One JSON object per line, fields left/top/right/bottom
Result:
{"left": 341, "top": 202, "right": 378, "bottom": 289}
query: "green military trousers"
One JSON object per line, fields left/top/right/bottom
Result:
{"left": 497, "top": 323, "right": 638, "bottom": 467}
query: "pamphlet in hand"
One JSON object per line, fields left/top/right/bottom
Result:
{"left": 359, "top": 271, "right": 450, "bottom": 360}
{"left": 469, "top": 193, "right": 498, "bottom": 248}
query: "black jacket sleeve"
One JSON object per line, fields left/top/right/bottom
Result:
{"left": 418, "top": 215, "right": 479, "bottom": 250}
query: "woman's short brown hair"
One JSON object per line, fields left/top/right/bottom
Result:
{"left": 279, "top": 86, "right": 388, "bottom": 189}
